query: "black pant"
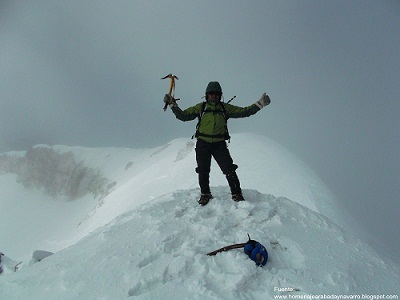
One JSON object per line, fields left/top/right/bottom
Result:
{"left": 195, "top": 139, "right": 242, "bottom": 195}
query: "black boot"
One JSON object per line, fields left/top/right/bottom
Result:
{"left": 198, "top": 193, "right": 213, "bottom": 206}
{"left": 232, "top": 193, "right": 245, "bottom": 201}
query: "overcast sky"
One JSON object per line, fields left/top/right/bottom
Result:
{"left": 1, "top": 1, "right": 399, "bottom": 263}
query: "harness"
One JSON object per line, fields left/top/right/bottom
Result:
{"left": 192, "top": 101, "right": 230, "bottom": 141}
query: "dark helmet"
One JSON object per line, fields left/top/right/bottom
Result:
{"left": 205, "top": 81, "right": 222, "bottom": 95}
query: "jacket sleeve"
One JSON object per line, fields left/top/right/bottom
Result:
{"left": 225, "top": 103, "right": 261, "bottom": 119}
{"left": 171, "top": 103, "right": 202, "bottom": 122}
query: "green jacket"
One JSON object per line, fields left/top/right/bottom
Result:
{"left": 171, "top": 101, "right": 260, "bottom": 143}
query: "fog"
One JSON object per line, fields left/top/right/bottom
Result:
{"left": 1, "top": 1, "right": 399, "bottom": 263}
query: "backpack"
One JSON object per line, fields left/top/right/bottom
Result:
{"left": 244, "top": 239, "right": 268, "bottom": 266}
{"left": 192, "top": 101, "right": 231, "bottom": 141}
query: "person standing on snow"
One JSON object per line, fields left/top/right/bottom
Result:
{"left": 164, "top": 81, "right": 270, "bottom": 205}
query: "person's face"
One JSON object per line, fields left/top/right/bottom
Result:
{"left": 207, "top": 92, "right": 221, "bottom": 102}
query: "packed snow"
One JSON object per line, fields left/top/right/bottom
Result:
{"left": 1, "top": 133, "right": 399, "bottom": 299}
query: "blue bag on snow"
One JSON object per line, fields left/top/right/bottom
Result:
{"left": 244, "top": 239, "right": 268, "bottom": 266}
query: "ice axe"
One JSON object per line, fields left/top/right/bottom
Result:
{"left": 206, "top": 242, "right": 247, "bottom": 256}
{"left": 161, "top": 73, "right": 179, "bottom": 111}
{"left": 207, "top": 233, "right": 250, "bottom": 256}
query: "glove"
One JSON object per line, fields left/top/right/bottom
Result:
{"left": 244, "top": 240, "right": 268, "bottom": 266}
{"left": 164, "top": 94, "right": 177, "bottom": 108}
{"left": 254, "top": 92, "right": 271, "bottom": 109}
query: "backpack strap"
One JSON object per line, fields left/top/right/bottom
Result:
{"left": 219, "top": 102, "right": 231, "bottom": 142}
{"left": 192, "top": 102, "right": 207, "bottom": 139}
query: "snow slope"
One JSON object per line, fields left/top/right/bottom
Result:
{"left": 1, "top": 188, "right": 399, "bottom": 299}
{"left": 1, "top": 133, "right": 399, "bottom": 298}
{"left": 1, "top": 133, "right": 347, "bottom": 260}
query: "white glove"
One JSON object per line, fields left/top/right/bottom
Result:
{"left": 254, "top": 93, "right": 271, "bottom": 109}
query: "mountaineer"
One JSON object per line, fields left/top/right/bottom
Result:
{"left": 164, "top": 81, "right": 270, "bottom": 205}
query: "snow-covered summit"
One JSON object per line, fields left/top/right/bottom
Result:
{"left": 1, "top": 133, "right": 345, "bottom": 257}
{"left": 1, "top": 188, "right": 399, "bottom": 299}
{"left": 1, "top": 133, "right": 398, "bottom": 298}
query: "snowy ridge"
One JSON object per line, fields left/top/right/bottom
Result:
{"left": 1, "top": 187, "right": 399, "bottom": 299}
{"left": 1, "top": 133, "right": 399, "bottom": 298}
{"left": 1, "top": 133, "right": 351, "bottom": 260}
